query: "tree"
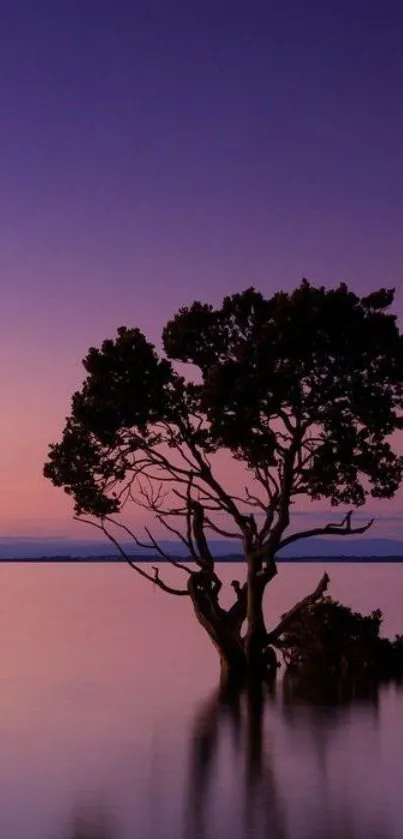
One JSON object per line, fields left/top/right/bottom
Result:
{"left": 44, "top": 281, "right": 403, "bottom": 688}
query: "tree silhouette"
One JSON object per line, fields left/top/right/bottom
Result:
{"left": 44, "top": 282, "right": 403, "bottom": 686}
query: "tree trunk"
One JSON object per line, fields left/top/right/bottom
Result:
{"left": 188, "top": 573, "right": 247, "bottom": 692}
{"left": 187, "top": 565, "right": 342, "bottom": 692}
{"left": 244, "top": 560, "right": 268, "bottom": 682}
{"left": 218, "top": 648, "right": 247, "bottom": 693}
{"left": 188, "top": 561, "right": 280, "bottom": 690}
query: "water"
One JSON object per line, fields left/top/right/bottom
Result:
{"left": 0, "top": 562, "right": 402, "bottom": 839}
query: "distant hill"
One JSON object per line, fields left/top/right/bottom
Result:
{"left": 278, "top": 537, "right": 403, "bottom": 558}
{"left": 0, "top": 535, "right": 402, "bottom": 560}
{"left": 0, "top": 537, "right": 237, "bottom": 560}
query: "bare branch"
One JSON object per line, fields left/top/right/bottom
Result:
{"left": 261, "top": 554, "right": 278, "bottom": 584}
{"left": 258, "top": 498, "right": 280, "bottom": 545}
{"left": 257, "top": 465, "right": 280, "bottom": 497}
{"left": 278, "top": 409, "right": 296, "bottom": 435}
{"left": 172, "top": 486, "right": 222, "bottom": 511}
{"left": 264, "top": 427, "right": 309, "bottom": 552}
{"left": 191, "top": 501, "right": 215, "bottom": 569}
{"left": 74, "top": 516, "right": 189, "bottom": 596}
{"left": 104, "top": 515, "right": 191, "bottom": 573}
{"left": 137, "top": 477, "right": 170, "bottom": 511}
{"left": 227, "top": 580, "right": 247, "bottom": 630}
{"left": 185, "top": 475, "right": 197, "bottom": 559}
{"left": 144, "top": 526, "right": 192, "bottom": 574}
{"left": 204, "top": 515, "right": 240, "bottom": 540}
{"left": 155, "top": 514, "right": 198, "bottom": 563}
{"left": 242, "top": 487, "right": 266, "bottom": 511}
{"left": 278, "top": 512, "right": 374, "bottom": 552}
{"left": 177, "top": 435, "right": 248, "bottom": 531}
{"left": 266, "top": 572, "right": 330, "bottom": 644}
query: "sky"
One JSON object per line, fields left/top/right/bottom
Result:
{"left": 1, "top": 0, "right": 403, "bottom": 538}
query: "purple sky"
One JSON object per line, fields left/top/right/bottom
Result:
{"left": 1, "top": 0, "right": 403, "bottom": 536}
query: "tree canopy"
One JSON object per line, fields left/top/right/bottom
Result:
{"left": 45, "top": 281, "right": 403, "bottom": 527}
{"left": 44, "top": 281, "right": 403, "bottom": 683}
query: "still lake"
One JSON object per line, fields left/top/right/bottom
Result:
{"left": 0, "top": 561, "right": 402, "bottom": 839}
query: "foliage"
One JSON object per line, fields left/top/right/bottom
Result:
{"left": 279, "top": 597, "right": 403, "bottom": 680}
{"left": 43, "top": 281, "right": 403, "bottom": 682}
{"left": 163, "top": 283, "right": 403, "bottom": 506}
{"left": 45, "top": 282, "right": 403, "bottom": 532}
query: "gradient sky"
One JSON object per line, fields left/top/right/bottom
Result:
{"left": 1, "top": 0, "right": 403, "bottom": 536}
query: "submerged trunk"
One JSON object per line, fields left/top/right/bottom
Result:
{"left": 195, "top": 607, "right": 247, "bottom": 692}
{"left": 187, "top": 562, "right": 278, "bottom": 691}
{"left": 245, "top": 573, "right": 266, "bottom": 678}
{"left": 244, "top": 555, "right": 275, "bottom": 682}
{"left": 188, "top": 572, "right": 247, "bottom": 691}
{"left": 218, "top": 647, "right": 247, "bottom": 693}
{"left": 187, "top": 563, "right": 387, "bottom": 692}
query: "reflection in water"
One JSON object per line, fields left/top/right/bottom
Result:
{"left": 61, "top": 807, "right": 117, "bottom": 839}
{"left": 185, "top": 682, "right": 286, "bottom": 839}
{"left": 282, "top": 668, "right": 381, "bottom": 708}
{"left": 185, "top": 683, "right": 286, "bottom": 839}
{"left": 186, "top": 677, "right": 394, "bottom": 839}
{"left": 281, "top": 672, "right": 380, "bottom": 786}
{"left": 1, "top": 564, "right": 401, "bottom": 839}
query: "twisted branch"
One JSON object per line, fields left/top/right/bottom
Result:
{"left": 266, "top": 571, "right": 330, "bottom": 645}
{"left": 278, "top": 511, "right": 374, "bottom": 552}
{"left": 74, "top": 516, "right": 189, "bottom": 595}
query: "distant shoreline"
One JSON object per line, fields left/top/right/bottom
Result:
{"left": 1, "top": 555, "right": 403, "bottom": 563}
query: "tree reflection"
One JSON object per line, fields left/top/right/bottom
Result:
{"left": 185, "top": 677, "right": 394, "bottom": 839}
{"left": 282, "top": 668, "right": 381, "bottom": 709}
{"left": 60, "top": 807, "right": 117, "bottom": 839}
{"left": 185, "top": 681, "right": 286, "bottom": 839}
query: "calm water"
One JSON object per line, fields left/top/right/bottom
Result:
{"left": 0, "top": 562, "right": 402, "bottom": 839}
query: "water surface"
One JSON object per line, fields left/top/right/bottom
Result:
{"left": 0, "top": 562, "right": 402, "bottom": 838}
